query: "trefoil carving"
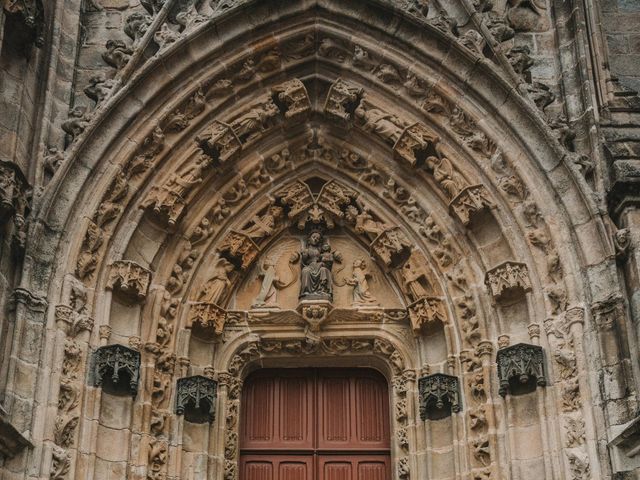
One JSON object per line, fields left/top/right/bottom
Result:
{"left": 496, "top": 343, "right": 546, "bottom": 397}
{"left": 176, "top": 375, "right": 217, "bottom": 423}
{"left": 93, "top": 344, "right": 141, "bottom": 397}
{"left": 419, "top": 373, "right": 462, "bottom": 420}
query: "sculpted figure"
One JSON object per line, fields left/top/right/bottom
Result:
{"left": 425, "top": 155, "right": 466, "bottom": 199}
{"left": 231, "top": 99, "right": 279, "bottom": 141}
{"left": 345, "top": 205, "right": 385, "bottom": 237}
{"left": 252, "top": 256, "right": 289, "bottom": 308}
{"left": 291, "top": 231, "right": 341, "bottom": 300}
{"left": 347, "top": 258, "right": 378, "bottom": 307}
{"left": 354, "top": 104, "right": 406, "bottom": 145}
{"left": 198, "top": 258, "right": 235, "bottom": 305}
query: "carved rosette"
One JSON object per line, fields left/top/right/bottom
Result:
{"left": 106, "top": 260, "right": 152, "bottom": 302}
{"left": 418, "top": 373, "right": 462, "bottom": 419}
{"left": 394, "top": 122, "right": 440, "bottom": 166}
{"left": 272, "top": 78, "right": 311, "bottom": 120}
{"left": 187, "top": 302, "right": 227, "bottom": 338}
{"left": 196, "top": 120, "right": 242, "bottom": 162}
{"left": 496, "top": 343, "right": 546, "bottom": 397}
{"left": 176, "top": 375, "right": 217, "bottom": 423}
{"left": 484, "top": 261, "right": 532, "bottom": 303}
{"left": 93, "top": 344, "right": 141, "bottom": 397}
{"left": 449, "top": 184, "right": 494, "bottom": 225}
{"left": 323, "top": 78, "right": 364, "bottom": 122}
{"left": 217, "top": 230, "right": 260, "bottom": 270}
{"left": 408, "top": 296, "right": 447, "bottom": 332}
{"left": 370, "top": 227, "right": 412, "bottom": 268}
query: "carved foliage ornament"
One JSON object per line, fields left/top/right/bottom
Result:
{"left": 419, "top": 373, "right": 462, "bottom": 419}
{"left": 93, "top": 344, "right": 141, "bottom": 397}
{"left": 496, "top": 343, "right": 546, "bottom": 397}
{"left": 176, "top": 375, "right": 217, "bottom": 423}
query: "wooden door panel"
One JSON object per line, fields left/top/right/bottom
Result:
{"left": 319, "top": 375, "right": 352, "bottom": 448}
{"left": 241, "top": 455, "right": 312, "bottom": 480}
{"left": 242, "top": 376, "right": 276, "bottom": 446}
{"left": 279, "top": 374, "right": 313, "bottom": 448}
{"left": 318, "top": 456, "right": 390, "bottom": 480}
{"left": 353, "top": 376, "right": 390, "bottom": 448}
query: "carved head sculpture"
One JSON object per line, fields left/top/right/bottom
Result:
{"left": 307, "top": 230, "right": 323, "bottom": 246}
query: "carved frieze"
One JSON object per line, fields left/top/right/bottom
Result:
{"left": 394, "top": 122, "right": 440, "bottom": 167}
{"left": 196, "top": 120, "right": 242, "bottom": 162}
{"left": 106, "top": 260, "right": 152, "bottom": 302}
{"left": 408, "top": 296, "right": 447, "bottom": 332}
{"left": 217, "top": 230, "right": 260, "bottom": 270}
{"left": 496, "top": 343, "right": 546, "bottom": 397}
{"left": 419, "top": 373, "right": 461, "bottom": 419}
{"left": 324, "top": 78, "right": 363, "bottom": 122}
{"left": 485, "top": 261, "right": 531, "bottom": 303}
{"left": 187, "top": 302, "right": 227, "bottom": 338}
{"left": 176, "top": 375, "right": 217, "bottom": 423}
{"left": 449, "top": 184, "right": 494, "bottom": 226}
{"left": 93, "top": 344, "right": 141, "bottom": 397}
{"left": 370, "top": 227, "right": 412, "bottom": 268}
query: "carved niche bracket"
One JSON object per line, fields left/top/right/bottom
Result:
{"left": 485, "top": 261, "right": 532, "bottom": 304}
{"left": 187, "top": 302, "right": 228, "bottom": 340}
{"left": 408, "top": 296, "right": 447, "bottom": 333}
{"left": 496, "top": 343, "right": 546, "bottom": 397}
{"left": 93, "top": 344, "right": 141, "bottom": 397}
{"left": 217, "top": 230, "right": 261, "bottom": 271}
{"left": 449, "top": 184, "right": 494, "bottom": 226}
{"left": 419, "top": 373, "right": 462, "bottom": 420}
{"left": 106, "top": 260, "right": 152, "bottom": 302}
{"left": 176, "top": 375, "right": 218, "bottom": 423}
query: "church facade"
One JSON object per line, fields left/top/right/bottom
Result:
{"left": 1, "top": 0, "right": 640, "bottom": 479}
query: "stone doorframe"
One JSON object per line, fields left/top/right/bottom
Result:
{"left": 215, "top": 331, "right": 418, "bottom": 480}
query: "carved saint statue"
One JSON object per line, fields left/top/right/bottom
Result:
{"left": 252, "top": 256, "right": 288, "bottom": 308}
{"left": 198, "top": 258, "right": 235, "bottom": 305}
{"left": 354, "top": 104, "right": 406, "bottom": 145}
{"left": 291, "top": 231, "right": 342, "bottom": 301}
{"left": 425, "top": 155, "right": 466, "bottom": 199}
{"left": 346, "top": 258, "right": 378, "bottom": 307}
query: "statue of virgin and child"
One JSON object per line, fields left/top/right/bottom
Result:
{"left": 290, "top": 230, "right": 342, "bottom": 301}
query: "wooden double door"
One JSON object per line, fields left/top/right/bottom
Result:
{"left": 240, "top": 368, "right": 391, "bottom": 480}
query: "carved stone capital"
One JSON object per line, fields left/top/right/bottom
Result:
{"left": 496, "top": 343, "right": 546, "bottom": 397}
{"left": 93, "top": 344, "right": 141, "bottom": 397}
{"left": 370, "top": 227, "right": 412, "bottom": 268}
{"left": 419, "top": 373, "right": 462, "bottom": 420}
{"left": 217, "top": 230, "right": 260, "bottom": 270}
{"left": 394, "top": 122, "right": 440, "bottom": 167}
{"left": 565, "top": 306, "right": 585, "bottom": 329}
{"left": 485, "top": 261, "right": 532, "bottom": 303}
{"left": 176, "top": 375, "right": 218, "bottom": 423}
{"left": 106, "top": 260, "right": 152, "bottom": 302}
{"left": 407, "top": 296, "right": 447, "bottom": 333}
{"left": 98, "top": 325, "right": 112, "bottom": 343}
{"left": 196, "top": 120, "right": 242, "bottom": 162}
{"left": 476, "top": 340, "right": 494, "bottom": 359}
{"left": 187, "top": 302, "right": 227, "bottom": 339}
{"left": 449, "top": 184, "right": 494, "bottom": 226}
{"left": 323, "top": 78, "right": 364, "bottom": 123}
{"left": 54, "top": 305, "right": 74, "bottom": 333}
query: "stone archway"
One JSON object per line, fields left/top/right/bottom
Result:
{"left": 1, "top": 2, "right": 620, "bottom": 480}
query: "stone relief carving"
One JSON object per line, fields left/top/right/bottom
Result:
{"left": 176, "top": 375, "right": 217, "bottom": 423}
{"left": 496, "top": 343, "right": 546, "bottom": 396}
{"left": 345, "top": 258, "right": 379, "bottom": 307}
{"left": 408, "top": 296, "right": 447, "bottom": 332}
{"left": 197, "top": 258, "right": 235, "bottom": 305}
{"left": 419, "top": 373, "right": 462, "bottom": 419}
{"left": 290, "top": 230, "right": 342, "bottom": 301}
{"left": 93, "top": 344, "right": 141, "bottom": 397}
{"left": 485, "top": 261, "right": 532, "bottom": 303}
{"left": 106, "top": 260, "right": 152, "bottom": 302}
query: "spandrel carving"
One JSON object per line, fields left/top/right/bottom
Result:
{"left": 93, "top": 344, "right": 141, "bottom": 397}
{"left": 176, "top": 375, "right": 217, "bottom": 423}
{"left": 419, "top": 373, "right": 461, "bottom": 420}
{"left": 496, "top": 343, "right": 546, "bottom": 396}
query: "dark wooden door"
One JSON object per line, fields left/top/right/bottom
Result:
{"left": 240, "top": 369, "right": 391, "bottom": 480}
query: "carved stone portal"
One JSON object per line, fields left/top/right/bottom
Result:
{"left": 496, "top": 343, "right": 546, "bottom": 397}
{"left": 408, "top": 296, "right": 447, "bottom": 333}
{"left": 176, "top": 375, "right": 217, "bottom": 423}
{"left": 106, "top": 260, "right": 152, "bottom": 302}
{"left": 485, "top": 261, "right": 532, "bottom": 303}
{"left": 419, "top": 373, "right": 462, "bottom": 420}
{"left": 93, "top": 344, "right": 141, "bottom": 397}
